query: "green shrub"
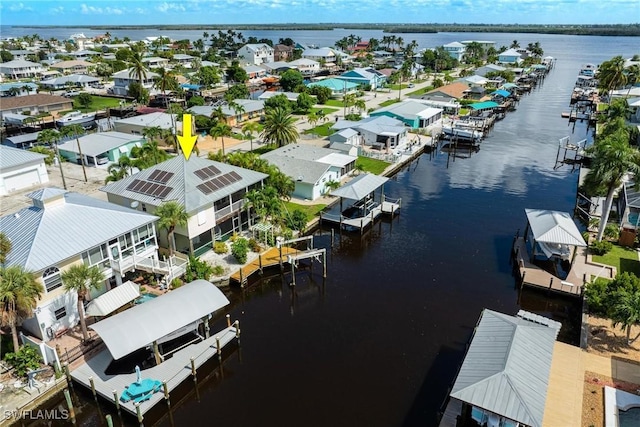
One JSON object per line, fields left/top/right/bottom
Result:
{"left": 604, "top": 223, "right": 620, "bottom": 240}
{"left": 590, "top": 240, "right": 613, "bottom": 255}
{"left": 214, "top": 241, "right": 228, "bottom": 254}
{"left": 170, "top": 278, "right": 183, "bottom": 289}
{"left": 4, "top": 346, "right": 42, "bottom": 378}
{"left": 231, "top": 238, "right": 249, "bottom": 264}
{"left": 184, "top": 256, "right": 213, "bottom": 282}
{"left": 248, "top": 238, "right": 262, "bottom": 253}
{"left": 286, "top": 209, "right": 308, "bottom": 233}
{"left": 212, "top": 265, "right": 225, "bottom": 276}
{"left": 582, "top": 231, "right": 591, "bottom": 245}
{"left": 585, "top": 272, "right": 640, "bottom": 316}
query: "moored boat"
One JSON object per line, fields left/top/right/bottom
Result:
{"left": 56, "top": 110, "right": 96, "bottom": 127}
{"left": 441, "top": 125, "right": 483, "bottom": 142}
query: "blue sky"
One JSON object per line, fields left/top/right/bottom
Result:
{"left": 1, "top": 0, "right": 638, "bottom": 26}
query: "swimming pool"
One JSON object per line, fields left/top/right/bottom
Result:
{"left": 134, "top": 293, "right": 158, "bottom": 304}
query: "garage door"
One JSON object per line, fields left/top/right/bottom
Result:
{"left": 4, "top": 169, "right": 40, "bottom": 193}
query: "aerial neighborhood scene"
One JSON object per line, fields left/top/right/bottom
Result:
{"left": 0, "top": 1, "right": 640, "bottom": 426}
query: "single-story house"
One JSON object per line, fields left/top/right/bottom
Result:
{"left": 0, "top": 145, "right": 49, "bottom": 195}
{"left": 498, "top": 48, "right": 523, "bottom": 64}
{"left": 474, "top": 64, "right": 506, "bottom": 77}
{"left": 260, "top": 61, "right": 296, "bottom": 74}
{"left": 67, "top": 50, "right": 100, "bottom": 60}
{"left": 112, "top": 112, "right": 179, "bottom": 135}
{"left": 369, "top": 100, "right": 443, "bottom": 129}
{"left": 0, "top": 94, "right": 73, "bottom": 121}
{"left": 329, "top": 128, "right": 361, "bottom": 146}
{"left": 0, "top": 188, "right": 179, "bottom": 342}
{"left": 111, "top": 67, "right": 159, "bottom": 96}
{"left": 261, "top": 144, "right": 357, "bottom": 200}
{"left": 0, "top": 82, "right": 38, "bottom": 97}
{"left": 172, "top": 54, "right": 195, "bottom": 67}
{"left": 188, "top": 99, "right": 265, "bottom": 127}
{"left": 0, "top": 59, "right": 44, "bottom": 79}
{"left": 243, "top": 64, "right": 268, "bottom": 80}
{"left": 142, "top": 56, "right": 170, "bottom": 68}
{"left": 306, "top": 78, "right": 358, "bottom": 97}
{"left": 40, "top": 74, "right": 100, "bottom": 90}
{"left": 57, "top": 131, "right": 144, "bottom": 166}
{"left": 2, "top": 131, "right": 41, "bottom": 150}
{"left": 50, "top": 60, "right": 94, "bottom": 75}
{"left": 101, "top": 155, "right": 268, "bottom": 254}
{"left": 459, "top": 75, "right": 488, "bottom": 86}
{"left": 448, "top": 309, "right": 561, "bottom": 427}
{"left": 337, "top": 67, "right": 387, "bottom": 90}
{"left": 332, "top": 116, "right": 408, "bottom": 149}
{"left": 419, "top": 82, "right": 470, "bottom": 102}
{"left": 258, "top": 91, "right": 310, "bottom": 102}
{"left": 329, "top": 140, "right": 360, "bottom": 156}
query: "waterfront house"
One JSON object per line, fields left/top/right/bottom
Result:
{"left": 258, "top": 91, "right": 309, "bottom": 103}
{"left": 111, "top": 67, "right": 159, "bottom": 97}
{"left": 447, "top": 309, "right": 561, "bottom": 427}
{"left": 332, "top": 116, "right": 408, "bottom": 150}
{"left": 0, "top": 188, "right": 179, "bottom": 342}
{"left": 0, "top": 59, "right": 44, "bottom": 79}
{"left": 142, "top": 56, "right": 170, "bottom": 69}
{"left": 288, "top": 58, "right": 320, "bottom": 76}
{"left": 68, "top": 50, "right": 100, "bottom": 60}
{"left": 101, "top": 155, "right": 268, "bottom": 255}
{"left": 260, "top": 61, "right": 296, "bottom": 74}
{"left": 40, "top": 74, "right": 100, "bottom": 90}
{"left": 459, "top": 75, "right": 489, "bottom": 86}
{"left": 474, "top": 63, "right": 507, "bottom": 77}
{"left": 442, "top": 42, "right": 466, "bottom": 61}
{"left": 301, "top": 47, "right": 337, "bottom": 64}
{"left": 306, "top": 78, "right": 358, "bottom": 97}
{"left": 57, "top": 131, "right": 144, "bottom": 166}
{"left": 50, "top": 60, "right": 94, "bottom": 75}
{"left": 261, "top": 144, "right": 357, "bottom": 200}
{"left": 8, "top": 49, "right": 32, "bottom": 60}
{"left": 0, "top": 82, "right": 38, "bottom": 97}
{"left": 627, "top": 97, "right": 640, "bottom": 123}
{"left": 498, "top": 48, "right": 523, "bottom": 64}
{"left": 2, "top": 132, "right": 41, "bottom": 150}
{"left": 460, "top": 40, "right": 496, "bottom": 50}
{"left": 188, "top": 99, "right": 265, "bottom": 126}
{"left": 237, "top": 43, "right": 275, "bottom": 65}
{"left": 112, "top": 112, "right": 179, "bottom": 135}
{"left": 243, "top": 64, "right": 268, "bottom": 80}
{"left": 0, "top": 94, "right": 73, "bottom": 121}
{"left": 369, "top": 100, "right": 443, "bottom": 129}
{"left": 274, "top": 44, "right": 294, "bottom": 61}
{"left": 617, "top": 180, "right": 640, "bottom": 234}
{"left": 337, "top": 67, "right": 387, "bottom": 90}
{"left": 419, "top": 82, "right": 470, "bottom": 103}
{"left": 0, "top": 145, "right": 49, "bottom": 195}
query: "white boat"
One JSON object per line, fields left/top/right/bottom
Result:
{"left": 56, "top": 110, "right": 96, "bottom": 127}
{"left": 441, "top": 125, "right": 483, "bottom": 142}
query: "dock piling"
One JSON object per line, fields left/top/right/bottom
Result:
{"left": 63, "top": 388, "right": 76, "bottom": 425}
{"left": 216, "top": 336, "right": 222, "bottom": 363}
{"left": 63, "top": 362, "right": 71, "bottom": 386}
{"left": 226, "top": 314, "right": 231, "bottom": 327}
{"left": 163, "top": 380, "right": 171, "bottom": 411}
{"left": 89, "top": 376, "right": 97, "bottom": 402}
{"left": 135, "top": 402, "right": 143, "bottom": 426}
{"left": 106, "top": 414, "right": 113, "bottom": 427}
{"left": 112, "top": 389, "right": 121, "bottom": 418}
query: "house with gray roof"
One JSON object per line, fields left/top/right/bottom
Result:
{"left": 111, "top": 67, "right": 159, "bottom": 96}
{"left": 40, "top": 74, "right": 100, "bottom": 90}
{"left": 332, "top": 116, "right": 408, "bottom": 149}
{"left": 0, "top": 59, "right": 44, "bottom": 79}
{"left": 0, "top": 145, "right": 49, "bottom": 195}
{"left": 188, "top": 99, "right": 264, "bottom": 127}
{"left": 57, "top": 131, "right": 144, "bottom": 166}
{"left": 101, "top": 155, "right": 268, "bottom": 254}
{"left": 475, "top": 63, "right": 507, "bottom": 77}
{"left": 237, "top": 43, "right": 274, "bottom": 65}
{"left": 0, "top": 189, "right": 182, "bottom": 342}
{"left": 448, "top": 309, "right": 561, "bottom": 427}
{"left": 369, "top": 100, "right": 443, "bottom": 129}
{"left": 261, "top": 144, "right": 357, "bottom": 200}
{"left": 260, "top": 61, "right": 296, "bottom": 74}
{"left": 2, "top": 131, "right": 41, "bottom": 150}
{"left": 112, "top": 112, "right": 179, "bottom": 135}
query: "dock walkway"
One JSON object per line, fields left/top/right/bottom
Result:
{"left": 229, "top": 246, "right": 299, "bottom": 285}
{"left": 71, "top": 325, "right": 238, "bottom": 416}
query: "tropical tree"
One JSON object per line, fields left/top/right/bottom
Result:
{"left": 610, "top": 288, "right": 640, "bottom": 345}
{"left": 598, "top": 56, "right": 628, "bottom": 99}
{"left": 29, "top": 146, "right": 55, "bottom": 166}
{"left": 210, "top": 122, "right": 233, "bottom": 156}
{"left": 0, "top": 233, "right": 11, "bottom": 266}
{"left": 60, "top": 124, "right": 88, "bottom": 182}
{"left": 354, "top": 99, "right": 367, "bottom": 115}
{"left": 128, "top": 50, "right": 148, "bottom": 92}
{"left": 242, "top": 121, "right": 261, "bottom": 152}
{"left": 130, "top": 139, "right": 168, "bottom": 169}
{"left": 0, "top": 266, "right": 43, "bottom": 351}
{"left": 62, "top": 265, "right": 104, "bottom": 342}
{"left": 261, "top": 107, "right": 298, "bottom": 147}
{"left": 343, "top": 93, "right": 357, "bottom": 117}
{"left": 154, "top": 68, "right": 178, "bottom": 109}
{"left": 155, "top": 201, "right": 189, "bottom": 256}
{"left": 36, "top": 129, "right": 61, "bottom": 146}
{"left": 583, "top": 132, "right": 640, "bottom": 241}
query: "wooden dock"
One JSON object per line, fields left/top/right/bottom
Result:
{"left": 229, "top": 246, "right": 300, "bottom": 285}
{"left": 70, "top": 325, "right": 238, "bottom": 417}
{"left": 438, "top": 398, "right": 462, "bottom": 427}
{"left": 513, "top": 237, "right": 582, "bottom": 296}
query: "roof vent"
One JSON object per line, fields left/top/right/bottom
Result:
{"left": 14, "top": 213, "right": 20, "bottom": 219}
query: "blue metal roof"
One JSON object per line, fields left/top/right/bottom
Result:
{"left": 491, "top": 89, "right": 511, "bottom": 97}
{"left": 469, "top": 101, "right": 499, "bottom": 110}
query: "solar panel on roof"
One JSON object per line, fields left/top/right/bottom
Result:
{"left": 197, "top": 183, "right": 212, "bottom": 195}
{"left": 208, "top": 165, "right": 221, "bottom": 175}
{"left": 207, "top": 179, "right": 221, "bottom": 191}
{"left": 147, "top": 183, "right": 160, "bottom": 195}
{"left": 148, "top": 170, "right": 162, "bottom": 182}
{"left": 218, "top": 174, "right": 231, "bottom": 185}
{"left": 156, "top": 186, "right": 172, "bottom": 199}
{"left": 148, "top": 170, "right": 174, "bottom": 184}
{"left": 229, "top": 171, "right": 241, "bottom": 181}
{"left": 140, "top": 181, "right": 153, "bottom": 193}
{"left": 194, "top": 165, "right": 221, "bottom": 181}
{"left": 126, "top": 179, "right": 143, "bottom": 192}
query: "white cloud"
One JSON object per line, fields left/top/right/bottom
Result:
{"left": 50, "top": 6, "right": 65, "bottom": 14}
{"left": 157, "top": 2, "right": 186, "bottom": 13}
{"left": 9, "top": 2, "right": 33, "bottom": 12}
{"left": 80, "top": 4, "right": 124, "bottom": 15}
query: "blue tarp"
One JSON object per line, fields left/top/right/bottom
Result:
{"left": 491, "top": 89, "right": 511, "bottom": 97}
{"left": 181, "top": 84, "right": 201, "bottom": 90}
{"left": 469, "top": 101, "right": 500, "bottom": 110}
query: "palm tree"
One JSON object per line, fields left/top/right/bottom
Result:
{"left": 155, "top": 201, "right": 189, "bottom": 256}
{"left": 583, "top": 132, "right": 640, "bottom": 241}
{"left": 261, "top": 107, "right": 298, "bottom": 148}
{"left": 105, "top": 155, "right": 134, "bottom": 184}
{"left": 154, "top": 68, "right": 178, "bottom": 109}
{"left": 0, "top": 266, "right": 44, "bottom": 351}
{"left": 242, "top": 121, "right": 261, "bottom": 152}
{"left": 128, "top": 50, "right": 148, "bottom": 92}
{"left": 343, "top": 93, "right": 357, "bottom": 117}
{"left": 60, "top": 124, "right": 88, "bottom": 182}
{"left": 0, "top": 233, "right": 11, "bottom": 266}
{"left": 510, "top": 40, "right": 520, "bottom": 49}
{"left": 354, "top": 99, "right": 367, "bottom": 116}
{"left": 210, "top": 122, "right": 233, "bottom": 156}
{"left": 598, "top": 56, "right": 627, "bottom": 99}
{"left": 611, "top": 288, "right": 640, "bottom": 345}
{"left": 62, "top": 264, "right": 105, "bottom": 343}
{"left": 37, "top": 129, "right": 67, "bottom": 189}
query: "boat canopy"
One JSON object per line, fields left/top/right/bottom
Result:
{"left": 491, "top": 89, "right": 511, "bottom": 98}
{"left": 525, "top": 209, "right": 586, "bottom": 247}
{"left": 90, "top": 280, "right": 230, "bottom": 360}
{"left": 330, "top": 173, "right": 388, "bottom": 201}
{"left": 85, "top": 281, "right": 140, "bottom": 317}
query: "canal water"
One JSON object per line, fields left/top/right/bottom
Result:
{"left": 30, "top": 33, "right": 638, "bottom": 427}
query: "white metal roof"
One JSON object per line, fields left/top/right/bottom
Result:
{"left": 330, "top": 173, "right": 388, "bottom": 201}
{"left": 57, "top": 131, "right": 143, "bottom": 157}
{"left": 450, "top": 309, "right": 558, "bottom": 427}
{"left": 0, "top": 145, "right": 46, "bottom": 170}
{"left": 90, "top": 280, "right": 230, "bottom": 360}
{"left": 85, "top": 281, "right": 140, "bottom": 317}
{"left": 525, "top": 209, "right": 586, "bottom": 246}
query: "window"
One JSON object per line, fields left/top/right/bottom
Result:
{"left": 54, "top": 307, "right": 66, "bottom": 320}
{"left": 43, "top": 267, "right": 62, "bottom": 292}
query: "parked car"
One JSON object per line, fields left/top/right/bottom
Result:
{"left": 90, "top": 83, "right": 105, "bottom": 89}
{"left": 63, "top": 90, "right": 80, "bottom": 97}
{"left": 85, "top": 155, "right": 109, "bottom": 165}
{"left": 408, "top": 83, "right": 415, "bottom": 88}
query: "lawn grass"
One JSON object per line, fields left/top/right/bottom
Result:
{"left": 356, "top": 156, "right": 390, "bottom": 175}
{"left": 379, "top": 98, "right": 401, "bottom": 107}
{"left": 310, "top": 106, "right": 338, "bottom": 115}
{"left": 459, "top": 108, "right": 469, "bottom": 116}
{"left": 323, "top": 99, "right": 345, "bottom": 108}
{"left": 386, "top": 84, "right": 409, "bottom": 90}
{"left": 597, "top": 103, "right": 608, "bottom": 112}
{"left": 284, "top": 201, "right": 326, "bottom": 218}
{"left": 406, "top": 86, "right": 434, "bottom": 96}
{"left": 251, "top": 144, "right": 277, "bottom": 155}
{"left": 304, "top": 122, "right": 334, "bottom": 137}
{"left": 74, "top": 95, "right": 122, "bottom": 112}
{"left": 592, "top": 244, "right": 640, "bottom": 277}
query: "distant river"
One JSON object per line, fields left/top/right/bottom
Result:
{"left": 23, "top": 30, "right": 639, "bottom": 427}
